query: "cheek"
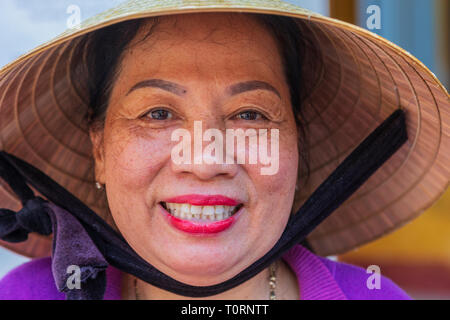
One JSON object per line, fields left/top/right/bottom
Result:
{"left": 241, "top": 128, "right": 298, "bottom": 256}
{"left": 256, "top": 128, "right": 298, "bottom": 193}
{"left": 246, "top": 128, "right": 298, "bottom": 220}
{"left": 102, "top": 126, "right": 172, "bottom": 192}
{"left": 102, "top": 125, "right": 175, "bottom": 231}
{"left": 280, "top": 134, "right": 299, "bottom": 182}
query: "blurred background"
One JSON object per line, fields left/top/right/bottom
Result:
{"left": 0, "top": 0, "right": 448, "bottom": 299}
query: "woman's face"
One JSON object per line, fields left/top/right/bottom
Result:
{"left": 90, "top": 13, "right": 299, "bottom": 286}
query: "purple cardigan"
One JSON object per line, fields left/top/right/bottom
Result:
{"left": 0, "top": 245, "right": 411, "bottom": 300}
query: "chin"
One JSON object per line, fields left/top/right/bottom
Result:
{"left": 139, "top": 238, "right": 246, "bottom": 286}
{"left": 162, "top": 255, "right": 242, "bottom": 286}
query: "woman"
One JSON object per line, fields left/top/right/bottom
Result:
{"left": 0, "top": 0, "right": 448, "bottom": 300}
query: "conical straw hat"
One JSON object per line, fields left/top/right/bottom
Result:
{"left": 0, "top": 0, "right": 448, "bottom": 258}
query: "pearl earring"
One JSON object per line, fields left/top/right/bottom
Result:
{"left": 95, "top": 182, "right": 103, "bottom": 190}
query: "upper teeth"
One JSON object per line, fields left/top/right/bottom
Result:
{"left": 164, "top": 203, "right": 238, "bottom": 221}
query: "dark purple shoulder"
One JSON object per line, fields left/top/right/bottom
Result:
{"left": 319, "top": 257, "right": 412, "bottom": 300}
{"left": 0, "top": 257, "right": 64, "bottom": 300}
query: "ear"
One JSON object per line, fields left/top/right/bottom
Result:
{"left": 89, "top": 128, "right": 106, "bottom": 184}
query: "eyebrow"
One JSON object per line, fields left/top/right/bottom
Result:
{"left": 126, "top": 79, "right": 281, "bottom": 98}
{"left": 127, "top": 79, "right": 188, "bottom": 96}
{"left": 226, "top": 80, "right": 281, "bottom": 99}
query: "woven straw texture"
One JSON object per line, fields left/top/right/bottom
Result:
{"left": 0, "top": 0, "right": 448, "bottom": 257}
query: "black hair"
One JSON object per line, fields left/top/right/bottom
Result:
{"left": 83, "top": 19, "right": 147, "bottom": 130}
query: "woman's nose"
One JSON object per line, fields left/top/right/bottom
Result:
{"left": 170, "top": 123, "right": 239, "bottom": 181}
{"left": 171, "top": 156, "right": 238, "bottom": 181}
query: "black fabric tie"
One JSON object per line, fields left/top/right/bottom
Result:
{"left": 0, "top": 109, "right": 408, "bottom": 299}
{"left": 0, "top": 162, "right": 108, "bottom": 300}
{"left": 0, "top": 197, "right": 51, "bottom": 242}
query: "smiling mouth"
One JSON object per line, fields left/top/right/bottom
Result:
{"left": 160, "top": 202, "right": 243, "bottom": 222}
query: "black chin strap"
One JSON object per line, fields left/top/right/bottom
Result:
{"left": 0, "top": 109, "right": 407, "bottom": 298}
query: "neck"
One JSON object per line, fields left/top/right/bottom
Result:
{"left": 122, "top": 259, "right": 299, "bottom": 300}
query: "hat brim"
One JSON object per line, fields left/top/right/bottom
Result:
{"left": 0, "top": 0, "right": 448, "bottom": 257}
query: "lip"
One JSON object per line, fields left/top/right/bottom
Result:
{"left": 159, "top": 202, "right": 243, "bottom": 235}
{"left": 162, "top": 194, "right": 240, "bottom": 206}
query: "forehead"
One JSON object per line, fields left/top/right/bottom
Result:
{"left": 117, "top": 12, "right": 286, "bottom": 87}
{"left": 133, "top": 12, "right": 280, "bottom": 51}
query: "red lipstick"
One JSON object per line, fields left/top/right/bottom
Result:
{"left": 160, "top": 194, "right": 242, "bottom": 234}
{"left": 164, "top": 212, "right": 237, "bottom": 234}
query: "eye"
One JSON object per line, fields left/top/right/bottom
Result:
{"left": 234, "top": 110, "right": 266, "bottom": 121}
{"left": 142, "top": 108, "right": 173, "bottom": 120}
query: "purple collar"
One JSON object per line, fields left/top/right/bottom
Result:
{"left": 282, "top": 245, "right": 347, "bottom": 300}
